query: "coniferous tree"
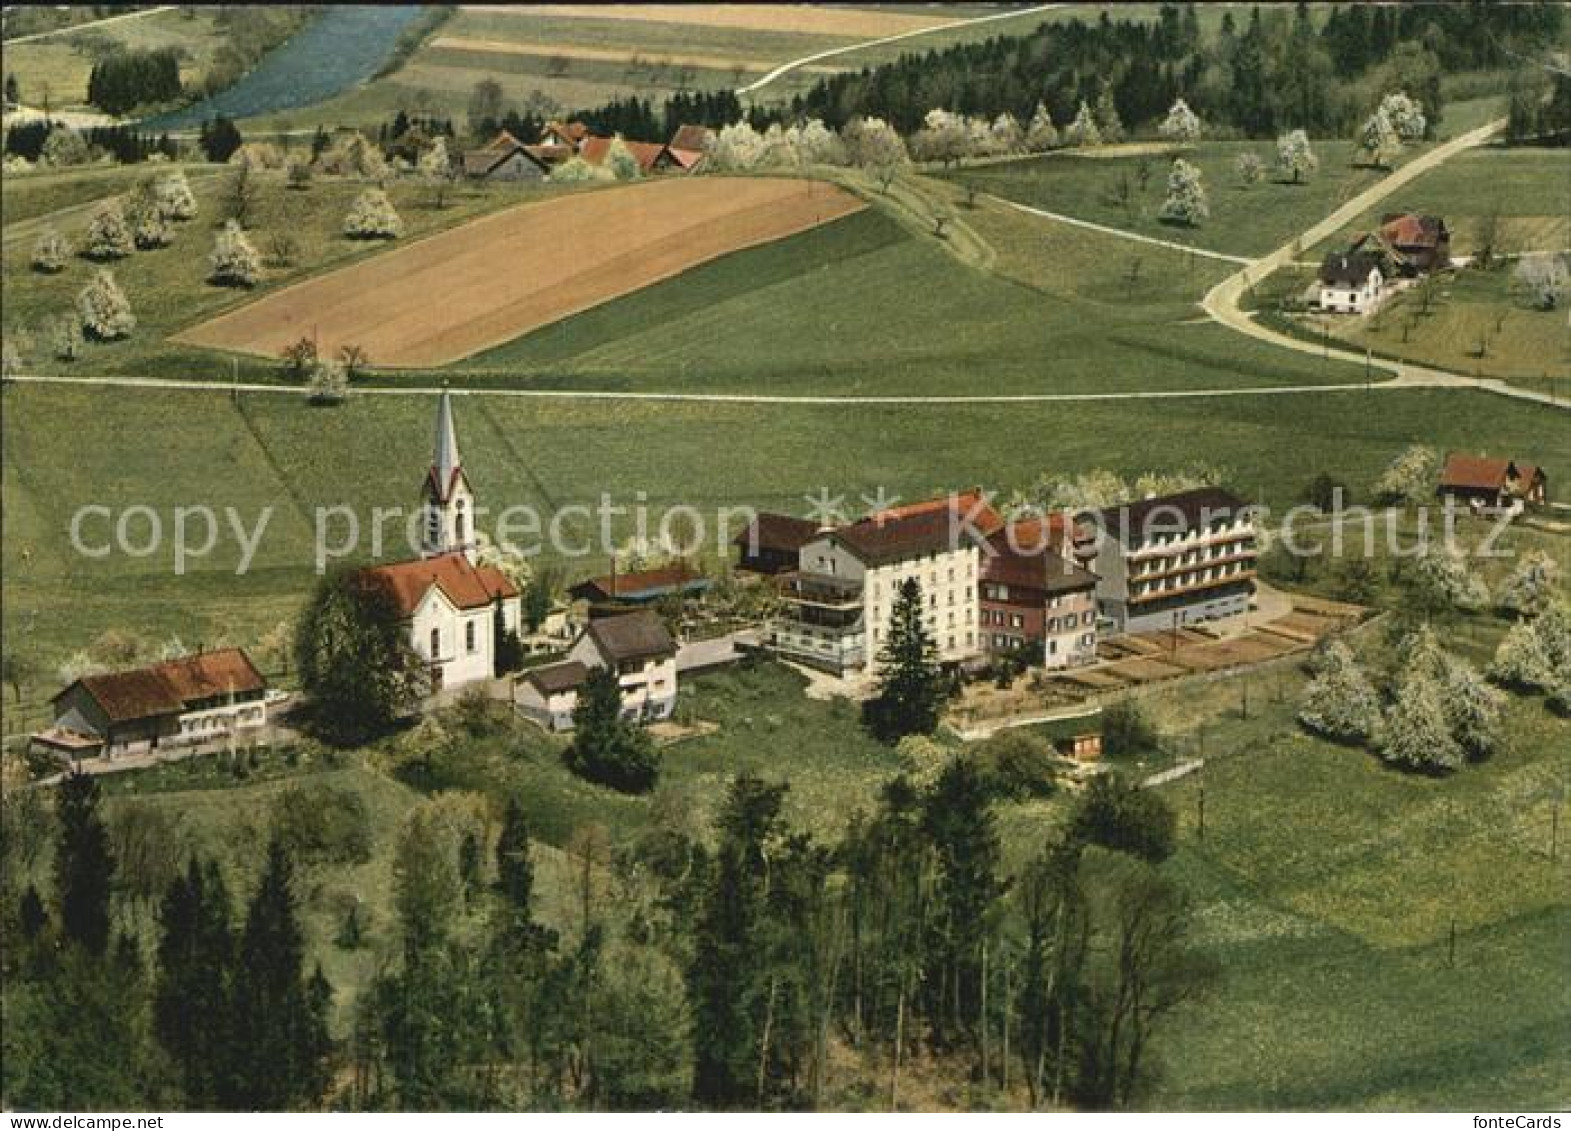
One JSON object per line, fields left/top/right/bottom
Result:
{"left": 565, "top": 666, "right": 659, "bottom": 792}
{"left": 154, "top": 858, "right": 234, "bottom": 1107}
{"left": 864, "top": 577, "right": 945, "bottom": 744}
{"left": 54, "top": 769, "right": 115, "bottom": 954}
{"left": 228, "top": 840, "right": 333, "bottom": 1109}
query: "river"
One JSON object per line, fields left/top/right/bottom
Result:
{"left": 139, "top": 6, "right": 424, "bottom": 132}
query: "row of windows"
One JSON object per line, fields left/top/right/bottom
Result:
{"left": 429, "top": 620, "right": 482, "bottom": 659}
{"left": 1133, "top": 561, "right": 1248, "bottom": 598}
{"left": 981, "top": 609, "right": 1026, "bottom": 629}
{"left": 1133, "top": 541, "right": 1252, "bottom": 579}
{"left": 1046, "top": 610, "right": 1096, "bottom": 631}
{"left": 1134, "top": 520, "right": 1249, "bottom": 551}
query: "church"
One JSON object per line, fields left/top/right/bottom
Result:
{"left": 360, "top": 391, "right": 522, "bottom": 692}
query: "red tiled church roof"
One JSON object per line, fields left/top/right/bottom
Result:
{"left": 362, "top": 553, "right": 519, "bottom": 617}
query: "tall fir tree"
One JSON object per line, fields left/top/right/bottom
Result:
{"left": 864, "top": 577, "right": 946, "bottom": 743}
{"left": 154, "top": 858, "right": 235, "bottom": 1107}
{"left": 54, "top": 769, "right": 115, "bottom": 955}
{"left": 229, "top": 840, "right": 333, "bottom": 1109}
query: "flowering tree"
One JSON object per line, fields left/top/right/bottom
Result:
{"left": 1275, "top": 129, "right": 1319, "bottom": 184}
{"left": 51, "top": 314, "right": 84, "bottom": 362}
{"left": 1158, "top": 158, "right": 1209, "bottom": 226}
{"left": 793, "top": 118, "right": 847, "bottom": 165}
{"left": 605, "top": 135, "right": 641, "bottom": 181}
{"left": 209, "top": 220, "right": 262, "bottom": 287}
{"left": 1380, "top": 91, "right": 1427, "bottom": 141}
{"left": 1407, "top": 546, "right": 1490, "bottom": 615}
{"left": 41, "top": 125, "right": 89, "bottom": 167}
{"left": 1491, "top": 604, "right": 1570, "bottom": 697}
{"left": 1357, "top": 109, "right": 1401, "bottom": 169}
{"left": 989, "top": 112, "right": 1024, "bottom": 155}
{"left": 1235, "top": 151, "right": 1265, "bottom": 187}
{"left": 84, "top": 201, "right": 135, "bottom": 260}
{"left": 1065, "top": 100, "right": 1102, "bottom": 147}
{"left": 127, "top": 187, "right": 172, "bottom": 249}
{"left": 550, "top": 155, "right": 602, "bottom": 183}
{"left": 77, "top": 268, "right": 135, "bottom": 340}
{"left": 344, "top": 188, "right": 403, "bottom": 239}
{"left": 31, "top": 226, "right": 70, "bottom": 273}
{"left": 1297, "top": 639, "right": 1381, "bottom": 744}
{"left": 418, "top": 136, "right": 456, "bottom": 207}
{"left": 1498, "top": 550, "right": 1562, "bottom": 617}
{"left": 1025, "top": 102, "right": 1059, "bottom": 151}
{"left": 1514, "top": 253, "right": 1569, "bottom": 311}
{"left": 1380, "top": 668, "right": 1463, "bottom": 772}
{"left": 154, "top": 169, "right": 198, "bottom": 220}
{"left": 1373, "top": 444, "right": 1438, "bottom": 505}
{"left": 1158, "top": 98, "right": 1203, "bottom": 142}
{"left": 843, "top": 116, "right": 908, "bottom": 191}
{"left": 307, "top": 357, "right": 348, "bottom": 404}
{"left": 1094, "top": 81, "right": 1125, "bottom": 143}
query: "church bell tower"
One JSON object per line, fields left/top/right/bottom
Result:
{"left": 420, "top": 389, "right": 477, "bottom": 562}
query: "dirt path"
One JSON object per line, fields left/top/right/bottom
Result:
{"left": 740, "top": 4, "right": 1062, "bottom": 95}
{"left": 2, "top": 5, "right": 176, "bottom": 45}
{"left": 1199, "top": 118, "right": 1566, "bottom": 410}
{"left": 991, "top": 196, "right": 1253, "bottom": 265}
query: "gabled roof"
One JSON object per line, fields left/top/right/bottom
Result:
{"left": 1379, "top": 212, "right": 1447, "bottom": 248}
{"left": 362, "top": 553, "right": 519, "bottom": 617}
{"left": 1438, "top": 453, "right": 1544, "bottom": 493}
{"left": 1095, "top": 487, "right": 1251, "bottom": 544}
{"left": 578, "top": 135, "right": 667, "bottom": 174}
{"left": 983, "top": 545, "right": 1098, "bottom": 594}
{"left": 733, "top": 512, "right": 821, "bottom": 553}
{"left": 462, "top": 144, "right": 551, "bottom": 179}
{"left": 870, "top": 488, "right": 1005, "bottom": 535}
{"left": 523, "top": 143, "right": 572, "bottom": 166}
{"left": 669, "top": 124, "right": 714, "bottom": 153}
{"left": 524, "top": 660, "right": 588, "bottom": 695}
{"left": 1320, "top": 249, "right": 1382, "bottom": 286}
{"left": 58, "top": 649, "right": 267, "bottom": 723}
{"left": 583, "top": 610, "right": 675, "bottom": 664}
{"left": 570, "top": 563, "right": 710, "bottom": 603}
{"left": 482, "top": 129, "right": 522, "bottom": 152}
{"left": 543, "top": 120, "right": 591, "bottom": 145}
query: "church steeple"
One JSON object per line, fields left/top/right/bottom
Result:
{"left": 420, "top": 389, "right": 476, "bottom": 561}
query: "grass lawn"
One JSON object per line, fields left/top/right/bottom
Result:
{"left": 1134, "top": 651, "right": 1571, "bottom": 1109}
{"left": 1, "top": 163, "right": 227, "bottom": 230}
{"left": 461, "top": 201, "right": 1370, "bottom": 395}
{"left": 2, "top": 7, "right": 228, "bottom": 110}
{"left": 940, "top": 140, "right": 1421, "bottom": 259}
{"left": 1311, "top": 145, "right": 1571, "bottom": 258}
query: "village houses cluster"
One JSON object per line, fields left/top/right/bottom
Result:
{"left": 33, "top": 390, "right": 1549, "bottom": 762}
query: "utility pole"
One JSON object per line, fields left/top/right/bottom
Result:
{"left": 1197, "top": 783, "right": 1206, "bottom": 843}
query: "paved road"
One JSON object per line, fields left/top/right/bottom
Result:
{"left": 1200, "top": 118, "right": 1566, "bottom": 411}
{"left": 739, "top": 4, "right": 1061, "bottom": 95}
{"left": 3, "top": 5, "right": 176, "bottom": 44}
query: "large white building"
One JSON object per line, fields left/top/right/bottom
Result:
{"left": 766, "top": 494, "right": 991, "bottom": 675}
{"left": 361, "top": 391, "right": 521, "bottom": 692}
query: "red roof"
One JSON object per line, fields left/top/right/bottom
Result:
{"left": 62, "top": 649, "right": 267, "bottom": 723}
{"left": 578, "top": 135, "right": 667, "bottom": 174}
{"left": 544, "top": 120, "right": 591, "bottom": 145}
{"left": 1439, "top": 453, "right": 1543, "bottom": 493}
{"left": 362, "top": 553, "right": 519, "bottom": 617}
{"left": 870, "top": 489, "right": 1005, "bottom": 535}
{"left": 1379, "top": 212, "right": 1446, "bottom": 249}
{"left": 571, "top": 562, "right": 708, "bottom": 602}
{"left": 669, "top": 124, "right": 713, "bottom": 153}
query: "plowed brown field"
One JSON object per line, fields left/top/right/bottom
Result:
{"left": 175, "top": 177, "right": 864, "bottom": 368}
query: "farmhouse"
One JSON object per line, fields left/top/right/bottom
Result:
{"left": 665, "top": 123, "right": 714, "bottom": 171}
{"left": 569, "top": 562, "right": 711, "bottom": 607}
{"left": 1082, "top": 487, "right": 1258, "bottom": 636}
{"left": 516, "top": 610, "right": 679, "bottom": 731}
{"left": 578, "top": 135, "right": 670, "bottom": 176}
{"left": 1437, "top": 453, "right": 1548, "bottom": 512}
{"left": 1376, "top": 212, "right": 1450, "bottom": 275}
{"left": 358, "top": 391, "right": 522, "bottom": 692}
{"left": 540, "top": 120, "right": 592, "bottom": 150}
{"left": 35, "top": 648, "right": 271, "bottom": 761}
{"left": 980, "top": 517, "right": 1099, "bottom": 668}
{"left": 1318, "top": 250, "right": 1384, "bottom": 314}
{"left": 733, "top": 512, "right": 820, "bottom": 575}
{"left": 461, "top": 140, "right": 552, "bottom": 181}
{"left": 765, "top": 492, "right": 993, "bottom": 675}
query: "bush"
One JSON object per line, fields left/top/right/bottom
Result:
{"left": 270, "top": 785, "right": 373, "bottom": 867}
{"left": 1069, "top": 773, "right": 1176, "bottom": 862}
{"left": 975, "top": 729, "right": 1057, "bottom": 798}
{"left": 1101, "top": 698, "right": 1158, "bottom": 758}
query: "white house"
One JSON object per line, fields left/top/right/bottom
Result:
{"left": 766, "top": 492, "right": 991, "bottom": 675}
{"left": 1318, "top": 250, "right": 1384, "bottom": 314}
{"left": 516, "top": 610, "right": 678, "bottom": 731}
{"left": 360, "top": 391, "right": 521, "bottom": 693}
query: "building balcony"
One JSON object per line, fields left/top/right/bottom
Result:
{"left": 1128, "top": 570, "right": 1256, "bottom": 606}
{"left": 765, "top": 621, "right": 865, "bottom": 671}
{"left": 1126, "top": 526, "right": 1255, "bottom": 562}
{"left": 778, "top": 570, "right": 864, "bottom": 610}
{"left": 1130, "top": 548, "right": 1258, "bottom": 584}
